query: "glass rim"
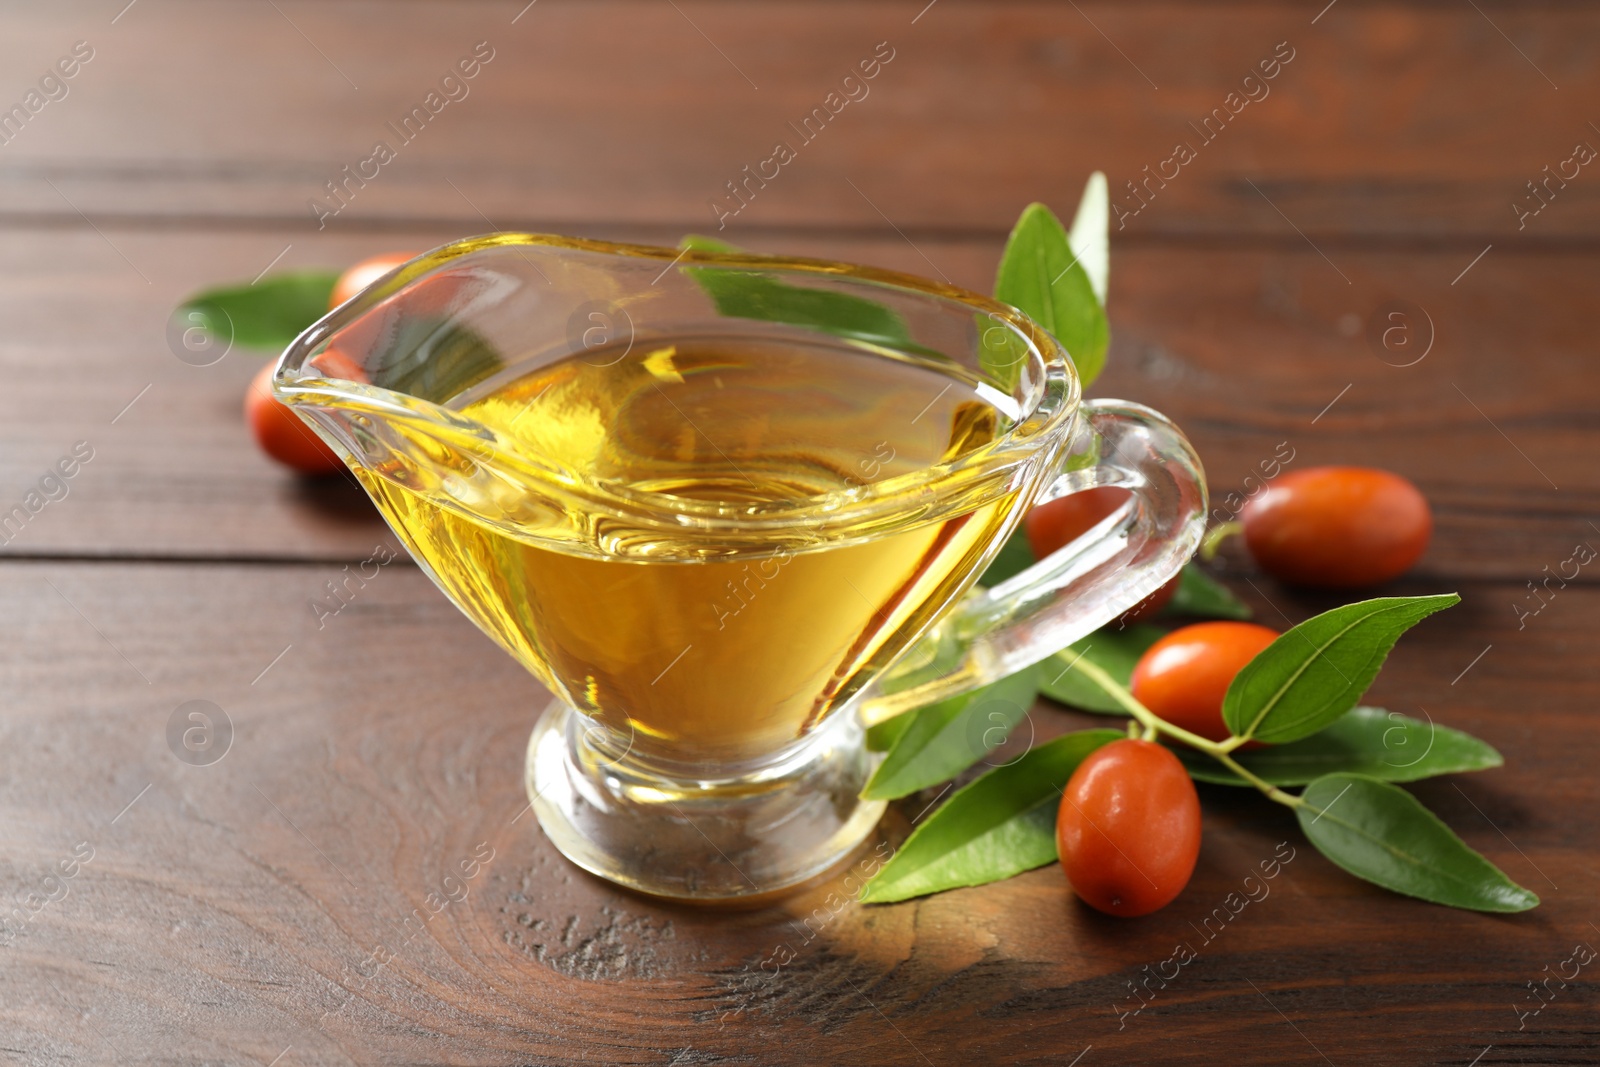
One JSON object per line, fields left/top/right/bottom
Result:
{"left": 275, "top": 232, "right": 1084, "bottom": 537}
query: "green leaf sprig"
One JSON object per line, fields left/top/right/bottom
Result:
{"left": 977, "top": 174, "right": 1115, "bottom": 585}
{"left": 993, "top": 179, "right": 1110, "bottom": 388}
{"left": 868, "top": 187, "right": 1531, "bottom": 913}
{"left": 866, "top": 592, "right": 1538, "bottom": 913}
{"left": 861, "top": 729, "right": 1121, "bottom": 903}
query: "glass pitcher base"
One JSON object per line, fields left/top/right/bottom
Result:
{"left": 525, "top": 699, "right": 887, "bottom": 901}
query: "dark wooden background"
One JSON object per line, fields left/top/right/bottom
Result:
{"left": 1, "top": 2, "right": 1595, "bottom": 1064}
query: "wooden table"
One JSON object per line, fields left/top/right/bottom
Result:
{"left": 2, "top": 2, "right": 1595, "bottom": 1063}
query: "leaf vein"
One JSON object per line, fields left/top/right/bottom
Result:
{"left": 1240, "top": 608, "right": 1399, "bottom": 738}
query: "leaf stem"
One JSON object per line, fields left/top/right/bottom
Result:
{"left": 1200, "top": 521, "right": 1243, "bottom": 561}
{"left": 1211, "top": 750, "right": 1303, "bottom": 808}
{"left": 1065, "top": 654, "right": 1223, "bottom": 753}
{"left": 1062, "top": 652, "right": 1302, "bottom": 808}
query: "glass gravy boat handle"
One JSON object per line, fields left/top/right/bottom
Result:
{"left": 860, "top": 398, "right": 1208, "bottom": 725}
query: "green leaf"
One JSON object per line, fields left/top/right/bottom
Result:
{"left": 1037, "top": 624, "right": 1165, "bottom": 714}
{"left": 680, "top": 234, "right": 741, "bottom": 254}
{"left": 677, "top": 235, "right": 918, "bottom": 350}
{"left": 1179, "top": 707, "right": 1503, "bottom": 786}
{"left": 994, "top": 202, "right": 1109, "bottom": 388}
{"left": 977, "top": 527, "right": 1035, "bottom": 587}
{"left": 1066, "top": 172, "right": 1109, "bottom": 305}
{"left": 371, "top": 318, "right": 504, "bottom": 403}
{"left": 860, "top": 729, "right": 1122, "bottom": 903}
{"left": 1295, "top": 774, "right": 1538, "bottom": 912}
{"left": 177, "top": 270, "right": 340, "bottom": 351}
{"left": 862, "top": 669, "right": 1040, "bottom": 800}
{"left": 1223, "top": 594, "right": 1460, "bottom": 745}
{"left": 975, "top": 311, "right": 1033, "bottom": 392}
{"left": 1165, "top": 564, "right": 1251, "bottom": 620}
{"left": 866, "top": 706, "right": 916, "bottom": 753}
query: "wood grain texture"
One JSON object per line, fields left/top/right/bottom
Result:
{"left": 0, "top": 1, "right": 1597, "bottom": 239}
{"left": 0, "top": 561, "right": 1593, "bottom": 1065}
{"left": 2, "top": 1, "right": 1598, "bottom": 1064}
